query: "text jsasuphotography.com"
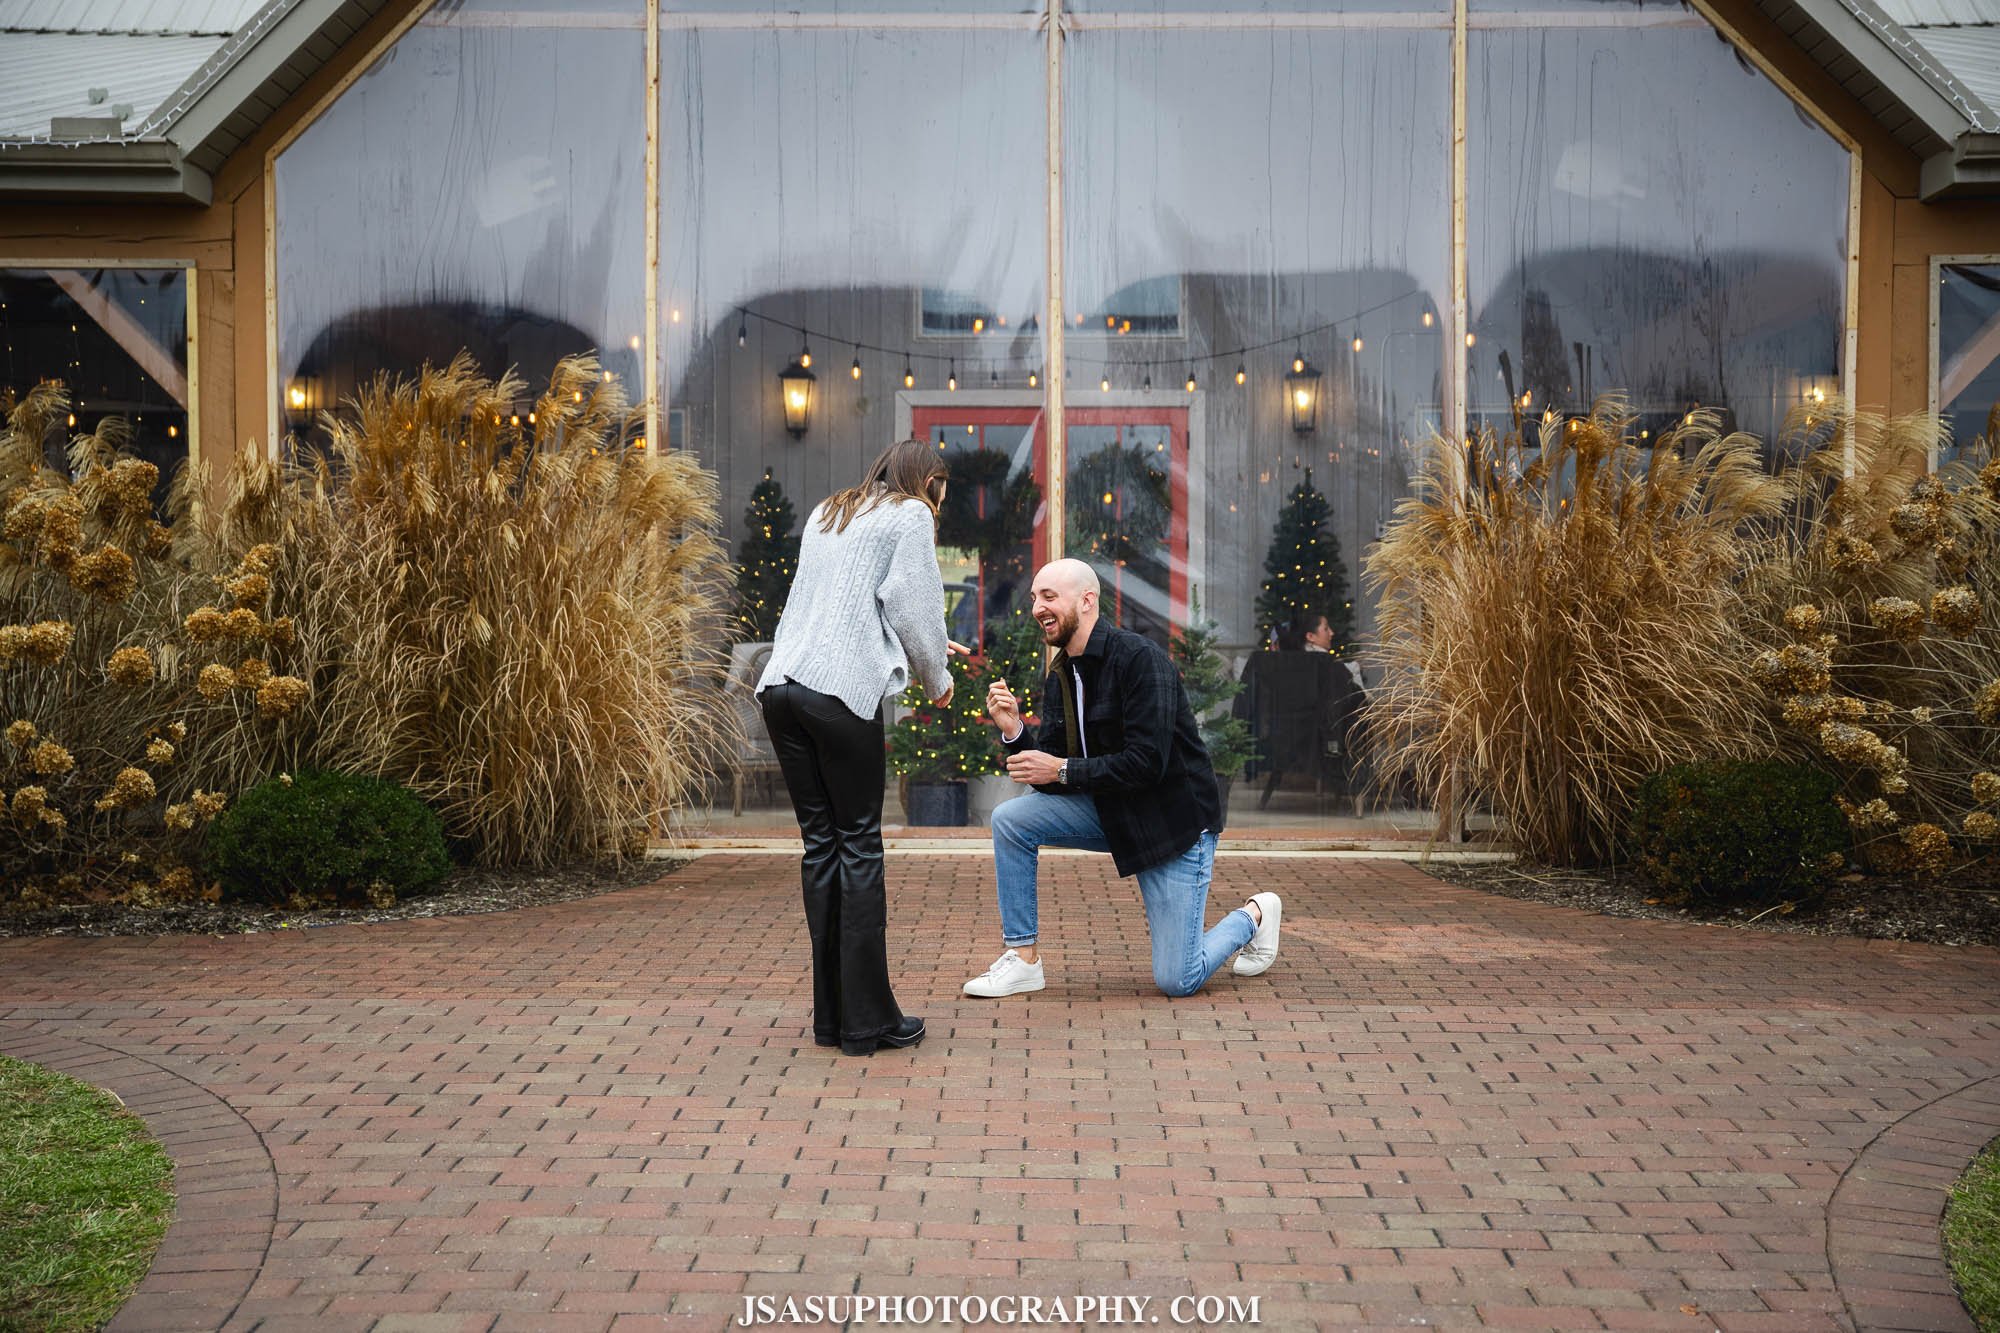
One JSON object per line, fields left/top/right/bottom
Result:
{"left": 736, "top": 1294, "right": 1263, "bottom": 1327}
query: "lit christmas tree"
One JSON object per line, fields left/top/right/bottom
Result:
{"left": 735, "top": 469, "right": 799, "bottom": 641}
{"left": 1254, "top": 469, "right": 1354, "bottom": 652}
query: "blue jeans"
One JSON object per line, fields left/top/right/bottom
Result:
{"left": 989, "top": 790, "right": 1256, "bottom": 997}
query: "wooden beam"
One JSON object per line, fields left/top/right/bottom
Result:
{"left": 1941, "top": 301, "right": 2000, "bottom": 407}
{"left": 47, "top": 269, "right": 189, "bottom": 409}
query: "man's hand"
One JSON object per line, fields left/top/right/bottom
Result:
{"left": 986, "top": 677, "right": 1024, "bottom": 736}
{"left": 933, "top": 681, "right": 954, "bottom": 707}
{"left": 1005, "top": 750, "right": 1064, "bottom": 785}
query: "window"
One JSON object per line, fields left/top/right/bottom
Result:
{"left": 1938, "top": 261, "right": 2000, "bottom": 463}
{"left": 0, "top": 266, "right": 193, "bottom": 505}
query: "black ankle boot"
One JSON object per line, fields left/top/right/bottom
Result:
{"left": 841, "top": 1016, "right": 924, "bottom": 1056}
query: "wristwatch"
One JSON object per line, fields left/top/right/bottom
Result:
{"left": 1057, "top": 760, "right": 1069, "bottom": 785}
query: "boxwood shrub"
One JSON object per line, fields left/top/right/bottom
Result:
{"left": 207, "top": 770, "right": 449, "bottom": 903}
{"left": 1628, "top": 759, "right": 1848, "bottom": 908}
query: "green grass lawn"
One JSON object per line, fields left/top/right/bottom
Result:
{"left": 0, "top": 1055, "right": 174, "bottom": 1333}
{"left": 1947, "top": 1134, "right": 2000, "bottom": 1332}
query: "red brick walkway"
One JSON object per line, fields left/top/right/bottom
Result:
{"left": 3, "top": 854, "right": 1998, "bottom": 1333}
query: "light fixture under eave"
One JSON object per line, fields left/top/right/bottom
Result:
{"left": 778, "top": 359, "right": 816, "bottom": 438}
{"left": 1284, "top": 356, "right": 1322, "bottom": 435}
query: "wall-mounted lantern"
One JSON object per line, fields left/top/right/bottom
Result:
{"left": 1284, "top": 357, "right": 1321, "bottom": 435}
{"left": 779, "top": 359, "right": 816, "bottom": 438}
{"left": 284, "top": 376, "right": 317, "bottom": 427}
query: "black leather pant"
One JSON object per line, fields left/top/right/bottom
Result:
{"left": 758, "top": 680, "right": 903, "bottom": 1044}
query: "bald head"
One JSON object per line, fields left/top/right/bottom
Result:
{"left": 1038, "top": 558, "right": 1100, "bottom": 599}
{"left": 1030, "top": 559, "right": 1101, "bottom": 654}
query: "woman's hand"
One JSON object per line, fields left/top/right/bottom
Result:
{"left": 948, "top": 639, "right": 973, "bottom": 658}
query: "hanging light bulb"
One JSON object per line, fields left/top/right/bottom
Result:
{"left": 1100, "top": 373, "right": 1110, "bottom": 392}
{"left": 1351, "top": 330, "right": 1365, "bottom": 353}
{"left": 947, "top": 361, "right": 958, "bottom": 391}
{"left": 1292, "top": 348, "right": 1306, "bottom": 374}
{"left": 799, "top": 339, "right": 811, "bottom": 369}
{"left": 737, "top": 316, "right": 748, "bottom": 347}
{"left": 1465, "top": 332, "right": 1477, "bottom": 347}
{"left": 990, "top": 369, "right": 999, "bottom": 387}
{"left": 1185, "top": 369, "right": 1197, "bottom": 393}
{"left": 1421, "top": 309, "right": 1434, "bottom": 329}
{"left": 851, "top": 355, "right": 862, "bottom": 381}
{"left": 1143, "top": 374, "right": 1152, "bottom": 392}
{"left": 1235, "top": 364, "right": 1246, "bottom": 385}
{"left": 1028, "top": 367, "right": 1040, "bottom": 388}
{"left": 903, "top": 361, "right": 915, "bottom": 388}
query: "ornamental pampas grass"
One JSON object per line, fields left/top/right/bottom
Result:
{"left": 1362, "top": 400, "right": 1784, "bottom": 864}
{"left": 223, "top": 353, "right": 732, "bottom": 865}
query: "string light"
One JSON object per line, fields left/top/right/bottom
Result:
{"left": 1028, "top": 367, "right": 1040, "bottom": 388}
{"left": 1292, "top": 348, "right": 1306, "bottom": 374}
{"left": 990, "top": 369, "right": 999, "bottom": 387}
{"left": 947, "top": 361, "right": 957, "bottom": 391}
{"left": 851, "top": 355, "right": 862, "bottom": 381}
{"left": 737, "top": 317, "right": 748, "bottom": 347}
{"left": 903, "top": 361, "right": 915, "bottom": 388}
{"left": 1185, "top": 369, "right": 1196, "bottom": 393}
{"left": 1236, "top": 364, "right": 1246, "bottom": 385}
{"left": 799, "top": 339, "right": 811, "bottom": 369}
{"left": 1142, "top": 374, "right": 1152, "bottom": 392}
{"left": 1466, "top": 332, "right": 1477, "bottom": 347}
{"left": 1351, "top": 330, "right": 1364, "bottom": 353}
{"left": 1100, "top": 374, "right": 1110, "bottom": 392}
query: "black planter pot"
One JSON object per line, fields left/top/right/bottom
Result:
{"left": 906, "top": 780, "right": 969, "bottom": 827}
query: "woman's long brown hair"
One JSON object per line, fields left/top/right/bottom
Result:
{"left": 818, "top": 438, "right": 946, "bottom": 533}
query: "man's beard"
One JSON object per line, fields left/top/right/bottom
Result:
{"left": 1040, "top": 607, "right": 1080, "bottom": 645}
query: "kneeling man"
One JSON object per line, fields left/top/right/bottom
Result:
{"left": 965, "top": 559, "right": 1283, "bottom": 999}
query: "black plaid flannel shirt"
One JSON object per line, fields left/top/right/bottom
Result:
{"left": 1003, "top": 618, "right": 1225, "bottom": 877}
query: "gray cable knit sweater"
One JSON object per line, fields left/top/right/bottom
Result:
{"left": 755, "top": 493, "right": 951, "bottom": 720}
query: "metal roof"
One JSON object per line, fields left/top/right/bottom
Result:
{"left": 0, "top": 0, "right": 267, "bottom": 34}
{"left": 0, "top": 32, "right": 233, "bottom": 138}
{"left": 1906, "top": 24, "right": 2000, "bottom": 114}
{"left": 1875, "top": 0, "right": 2000, "bottom": 25}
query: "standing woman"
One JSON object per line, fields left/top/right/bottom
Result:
{"left": 757, "top": 439, "right": 957, "bottom": 1056}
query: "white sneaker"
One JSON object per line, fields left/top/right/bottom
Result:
{"left": 963, "top": 949, "right": 1046, "bottom": 998}
{"left": 1232, "top": 892, "right": 1283, "bottom": 976}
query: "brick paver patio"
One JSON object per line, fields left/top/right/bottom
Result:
{"left": 3, "top": 853, "right": 1998, "bottom": 1333}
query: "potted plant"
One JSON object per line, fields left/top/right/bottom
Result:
{"left": 1170, "top": 591, "right": 1257, "bottom": 807}
{"left": 886, "top": 651, "right": 991, "bottom": 826}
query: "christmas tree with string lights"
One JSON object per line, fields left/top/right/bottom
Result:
{"left": 736, "top": 469, "right": 799, "bottom": 641}
{"left": 1254, "top": 469, "right": 1354, "bottom": 653}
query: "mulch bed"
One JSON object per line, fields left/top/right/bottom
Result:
{"left": 1425, "top": 859, "right": 2000, "bottom": 950}
{"left": 0, "top": 857, "right": 688, "bottom": 939}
